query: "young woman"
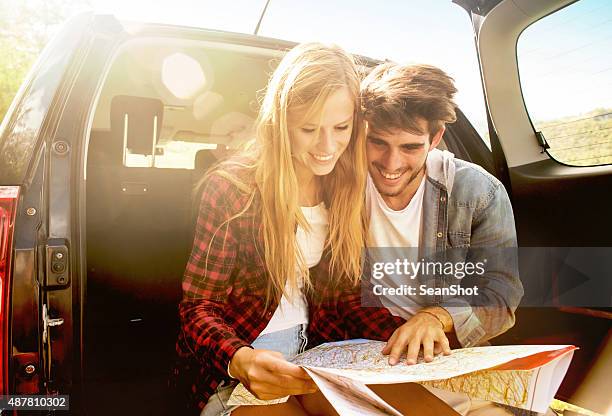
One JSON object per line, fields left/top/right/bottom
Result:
{"left": 175, "top": 43, "right": 405, "bottom": 416}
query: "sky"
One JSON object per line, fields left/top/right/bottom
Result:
{"left": 74, "top": 0, "right": 611, "bottom": 134}
{"left": 518, "top": 0, "right": 612, "bottom": 121}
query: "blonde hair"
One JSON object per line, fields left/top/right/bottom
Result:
{"left": 200, "top": 42, "right": 366, "bottom": 308}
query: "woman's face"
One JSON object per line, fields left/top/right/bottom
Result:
{"left": 288, "top": 87, "right": 354, "bottom": 178}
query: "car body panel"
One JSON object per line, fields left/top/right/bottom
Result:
{"left": 466, "top": 0, "right": 611, "bottom": 410}
{"left": 2, "top": 13, "right": 127, "bottom": 405}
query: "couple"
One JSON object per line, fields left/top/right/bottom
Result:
{"left": 176, "top": 42, "right": 523, "bottom": 416}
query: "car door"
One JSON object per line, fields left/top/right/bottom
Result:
{"left": 0, "top": 12, "right": 126, "bottom": 410}
{"left": 455, "top": 0, "right": 611, "bottom": 411}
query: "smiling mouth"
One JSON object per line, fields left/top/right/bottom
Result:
{"left": 310, "top": 153, "right": 334, "bottom": 162}
{"left": 376, "top": 166, "right": 405, "bottom": 181}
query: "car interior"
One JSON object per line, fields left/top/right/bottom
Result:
{"left": 85, "top": 39, "right": 281, "bottom": 414}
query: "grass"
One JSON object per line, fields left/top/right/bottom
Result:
{"left": 536, "top": 108, "right": 612, "bottom": 167}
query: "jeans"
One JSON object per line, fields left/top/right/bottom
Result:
{"left": 200, "top": 324, "right": 308, "bottom": 416}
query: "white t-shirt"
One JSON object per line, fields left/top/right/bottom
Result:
{"left": 365, "top": 153, "right": 475, "bottom": 415}
{"left": 367, "top": 174, "right": 426, "bottom": 248}
{"left": 366, "top": 174, "right": 426, "bottom": 318}
{"left": 366, "top": 149, "right": 457, "bottom": 319}
{"left": 259, "top": 203, "right": 328, "bottom": 335}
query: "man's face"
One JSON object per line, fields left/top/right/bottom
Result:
{"left": 366, "top": 118, "right": 443, "bottom": 209}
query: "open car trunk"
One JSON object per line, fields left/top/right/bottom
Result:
{"left": 82, "top": 28, "right": 497, "bottom": 414}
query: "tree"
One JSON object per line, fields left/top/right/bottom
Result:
{"left": 0, "top": 0, "right": 90, "bottom": 122}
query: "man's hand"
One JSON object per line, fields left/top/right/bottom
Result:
{"left": 382, "top": 309, "right": 452, "bottom": 365}
{"left": 229, "top": 347, "right": 318, "bottom": 400}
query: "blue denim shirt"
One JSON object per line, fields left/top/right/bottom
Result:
{"left": 420, "top": 154, "right": 523, "bottom": 347}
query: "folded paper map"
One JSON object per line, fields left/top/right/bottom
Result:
{"left": 228, "top": 339, "right": 577, "bottom": 415}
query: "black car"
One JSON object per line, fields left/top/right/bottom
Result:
{"left": 0, "top": 0, "right": 610, "bottom": 414}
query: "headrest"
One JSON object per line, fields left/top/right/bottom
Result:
{"left": 111, "top": 95, "right": 164, "bottom": 155}
{"left": 194, "top": 149, "right": 217, "bottom": 171}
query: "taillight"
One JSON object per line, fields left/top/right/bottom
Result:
{"left": 0, "top": 186, "right": 19, "bottom": 394}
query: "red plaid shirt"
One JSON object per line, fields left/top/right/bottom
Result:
{"left": 174, "top": 171, "right": 405, "bottom": 411}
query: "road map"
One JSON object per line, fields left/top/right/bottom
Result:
{"left": 227, "top": 339, "right": 576, "bottom": 415}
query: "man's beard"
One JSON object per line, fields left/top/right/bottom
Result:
{"left": 376, "top": 162, "right": 426, "bottom": 198}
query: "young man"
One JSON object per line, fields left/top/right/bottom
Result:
{"left": 361, "top": 63, "right": 524, "bottom": 368}
{"left": 360, "top": 63, "right": 525, "bottom": 416}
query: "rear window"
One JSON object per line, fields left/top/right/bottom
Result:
{"left": 517, "top": 0, "right": 612, "bottom": 167}
{"left": 124, "top": 141, "right": 217, "bottom": 169}
{"left": 89, "top": 40, "right": 277, "bottom": 171}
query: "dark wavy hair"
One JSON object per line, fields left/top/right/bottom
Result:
{"left": 361, "top": 63, "right": 458, "bottom": 139}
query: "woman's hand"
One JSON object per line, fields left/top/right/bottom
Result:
{"left": 229, "top": 347, "right": 318, "bottom": 400}
{"left": 382, "top": 310, "right": 452, "bottom": 365}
